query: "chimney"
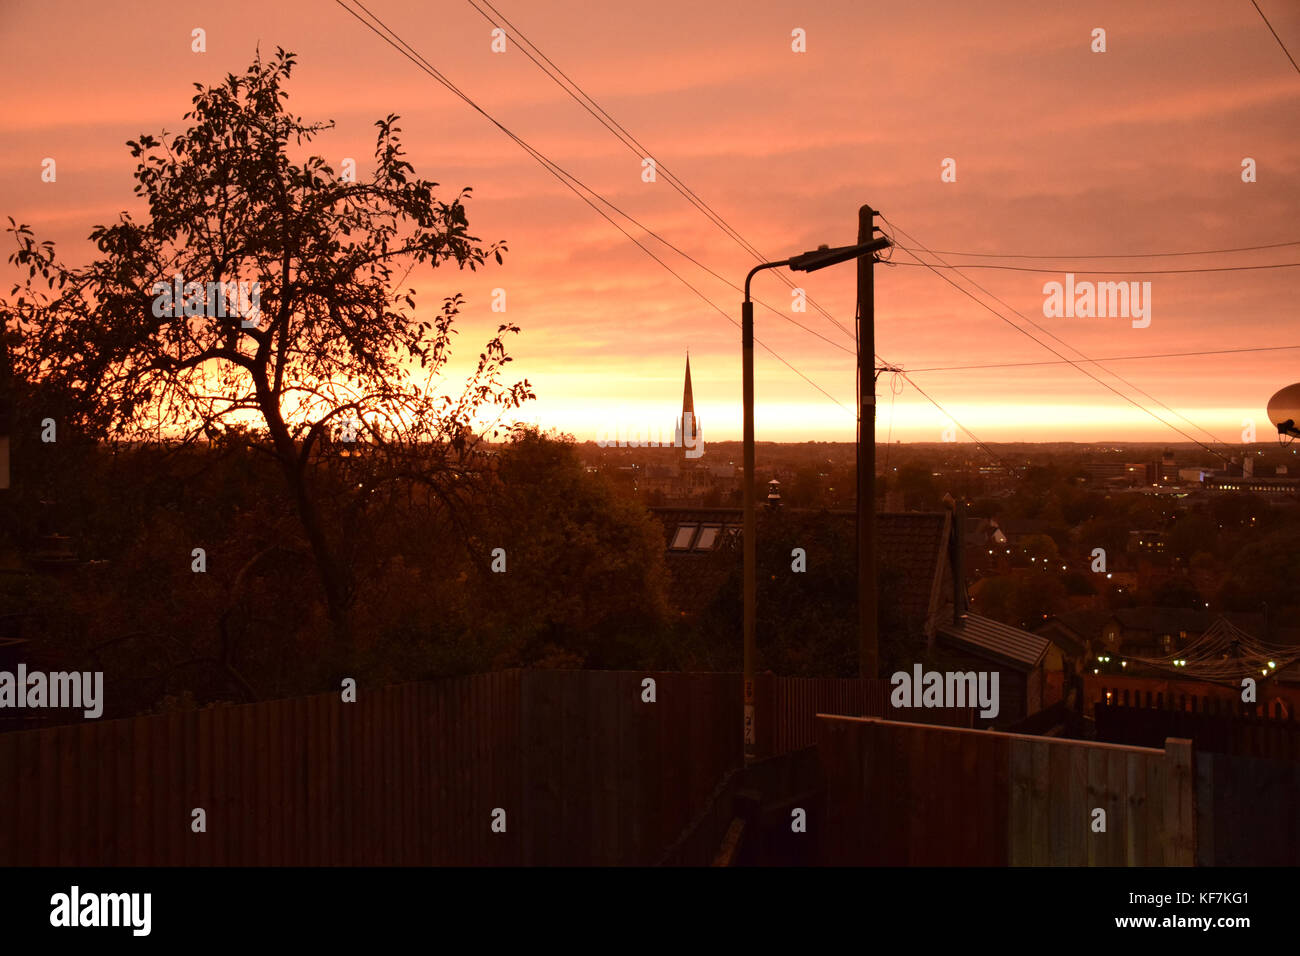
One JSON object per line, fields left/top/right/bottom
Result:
{"left": 766, "top": 478, "right": 782, "bottom": 509}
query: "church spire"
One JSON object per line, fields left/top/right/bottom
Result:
{"left": 678, "top": 352, "right": 701, "bottom": 456}
{"left": 682, "top": 351, "right": 695, "bottom": 423}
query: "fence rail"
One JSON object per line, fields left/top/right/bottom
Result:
{"left": 760, "top": 675, "right": 974, "bottom": 755}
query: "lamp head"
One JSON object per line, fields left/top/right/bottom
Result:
{"left": 788, "top": 236, "right": 891, "bottom": 272}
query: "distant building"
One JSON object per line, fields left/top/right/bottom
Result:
{"left": 1084, "top": 461, "right": 1156, "bottom": 485}
{"left": 1127, "top": 530, "right": 1167, "bottom": 557}
{"left": 1157, "top": 449, "right": 1179, "bottom": 484}
{"left": 672, "top": 352, "right": 702, "bottom": 460}
{"left": 1204, "top": 475, "right": 1300, "bottom": 496}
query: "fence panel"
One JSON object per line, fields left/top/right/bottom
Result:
{"left": 816, "top": 714, "right": 1194, "bottom": 866}
{"left": 1095, "top": 692, "right": 1300, "bottom": 761}
{"left": 1196, "top": 751, "right": 1300, "bottom": 866}
{"left": 0, "top": 668, "right": 969, "bottom": 866}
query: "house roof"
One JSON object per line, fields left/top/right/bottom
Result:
{"left": 938, "top": 613, "right": 1051, "bottom": 670}
{"left": 648, "top": 507, "right": 953, "bottom": 636}
{"left": 650, "top": 506, "right": 1056, "bottom": 666}
{"left": 1113, "top": 607, "right": 1209, "bottom": 634}
{"left": 992, "top": 518, "right": 1054, "bottom": 537}
{"left": 1033, "top": 620, "right": 1088, "bottom": 658}
{"left": 877, "top": 512, "right": 951, "bottom": 633}
{"left": 1042, "top": 609, "right": 1112, "bottom": 642}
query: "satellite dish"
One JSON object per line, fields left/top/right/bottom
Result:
{"left": 1266, "top": 383, "right": 1300, "bottom": 444}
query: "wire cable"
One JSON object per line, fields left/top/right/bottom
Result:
{"left": 462, "top": 0, "right": 859, "bottom": 347}
{"left": 884, "top": 239, "right": 1300, "bottom": 260}
{"left": 906, "top": 344, "right": 1300, "bottom": 373}
{"left": 889, "top": 257, "right": 1300, "bottom": 276}
{"left": 1251, "top": 0, "right": 1300, "bottom": 77}
{"left": 334, "top": 0, "right": 852, "bottom": 407}
{"left": 884, "top": 217, "right": 1233, "bottom": 460}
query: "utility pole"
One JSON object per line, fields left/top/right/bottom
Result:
{"left": 857, "top": 204, "right": 878, "bottom": 680}
{"left": 741, "top": 294, "right": 756, "bottom": 762}
{"left": 741, "top": 236, "right": 889, "bottom": 763}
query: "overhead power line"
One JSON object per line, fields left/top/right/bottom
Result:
{"left": 462, "top": 0, "right": 859, "bottom": 347}
{"left": 461, "top": 1, "right": 1011, "bottom": 467}
{"left": 896, "top": 369, "right": 1009, "bottom": 468}
{"left": 1251, "top": 0, "right": 1300, "bottom": 77}
{"left": 890, "top": 257, "right": 1300, "bottom": 276}
{"left": 891, "top": 239, "right": 1300, "bottom": 260}
{"left": 455, "top": 2, "right": 1049, "bottom": 470}
{"left": 339, "top": 1, "right": 1024, "bottom": 466}
{"left": 883, "top": 216, "right": 1234, "bottom": 461}
{"left": 905, "top": 344, "right": 1300, "bottom": 373}
{"left": 333, "top": 0, "right": 852, "bottom": 407}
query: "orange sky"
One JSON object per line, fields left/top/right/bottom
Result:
{"left": 2, "top": 0, "right": 1297, "bottom": 445}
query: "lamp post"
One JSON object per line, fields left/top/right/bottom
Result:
{"left": 740, "top": 235, "right": 891, "bottom": 763}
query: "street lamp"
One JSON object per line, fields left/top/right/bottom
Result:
{"left": 740, "top": 235, "right": 891, "bottom": 763}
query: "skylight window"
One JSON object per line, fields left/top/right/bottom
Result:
{"left": 670, "top": 524, "right": 698, "bottom": 550}
{"left": 694, "top": 524, "right": 722, "bottom": 550}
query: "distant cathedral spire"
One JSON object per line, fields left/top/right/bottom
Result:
{"left": 683, "top": 352, "right": 695, "bottom": 423}
{"left": 676, "top": 352, "right": 701, "bottom": 456}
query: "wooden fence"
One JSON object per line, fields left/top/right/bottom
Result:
{"left": 816, "top": 715, "right": 1195, "bottom": 866}
{"left": 1, "top": 669, "right": 944, "bottom": 866}
{"left": 1196, "top": 751, "right": 1300, "bottom": 866}
{"left": 759, "top": 675, "right": 974, "bottom": 756}
{"left": 0, "top": 671, "right": 525, "bottom": 866}
{"left": 518, "top": 670, "right": 738, "bottom": 865}
{"left": 1094, "top": 690, "right": 1300, "bottom": 761}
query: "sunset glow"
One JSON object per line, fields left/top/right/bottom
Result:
{"left": 2, "top": 0, "right": 1296, "bottom": 443}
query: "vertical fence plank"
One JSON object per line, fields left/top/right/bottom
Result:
{"left": 156, "top": 713, "right": 178, "bottom": 867}
{"left": 1028, "top": 739, "right": 1051, "bottom": 865}
{"left": 1065, "top": 742, "right": 1087, "bottom": 866}
{"left": 1104, "top": 746, "right": 1127, "bottom": 867}
{"left": 1164, "top": 738, "right": 1195, "bottom": 866}
{"left": 131, "top": 715, "right": 152, "bottom": 865}
{"left": 1008, "top": 737, "right": 1031, "bottom": 865}
{"left": 56, "top": 725, "right": 79, "bottom": 866}
{"left": 346, "top": 686, "right": 362, "bottom": 865}
{"left": 1046, "top": 737, "right": 1070, "bottom": 865}
{"left": 35, "top": 728, "right": 57, "bottom": 866}
{"left": 0, "top": 729, "right": 16, "bottom": 864}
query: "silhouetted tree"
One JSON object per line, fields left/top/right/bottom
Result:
{"left": 2, "top": 49, "right": 531, "bottom": 656}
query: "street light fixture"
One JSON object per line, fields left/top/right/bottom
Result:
{"left": 739, "top": 234, "right": 891, "bottom": 763}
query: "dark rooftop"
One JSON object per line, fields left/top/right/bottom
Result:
{"left": 938, "top": 613, "right": 1051, "bottom": 670}
{"left": 648, "top": 507, "right": 952, "bottom": 637}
